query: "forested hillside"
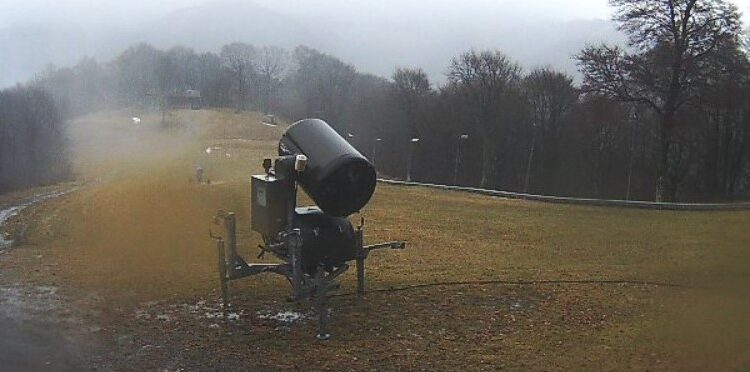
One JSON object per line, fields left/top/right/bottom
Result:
{"left": 23, "top": 1, "right": 750, "bottom": 202}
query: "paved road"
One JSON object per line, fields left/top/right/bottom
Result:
{"left": 0, "top": 317, "right": 87, "bottom": 371}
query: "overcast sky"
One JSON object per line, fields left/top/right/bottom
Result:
{"left": 3, "top": 0, "right": 750, "bottom": 27}
{"left": 2, "top": 0, "right": 750, "bottom": 87}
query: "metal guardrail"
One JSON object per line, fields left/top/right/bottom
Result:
{"left": 378, "top": 179, "right": 750, "bottom": 211}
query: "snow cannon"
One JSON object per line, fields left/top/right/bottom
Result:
{"left": 278, "top": 118, "right": 376, "bottom": 217}
{"left": 213, "top": 118, "right": 405, "bottom": 340}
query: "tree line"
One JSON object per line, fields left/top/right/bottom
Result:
{"left": 29, "top": 0, "right": 750, "bottom": 202}
{"left": 0, "top": 86, "right": 71, "bottom": 193}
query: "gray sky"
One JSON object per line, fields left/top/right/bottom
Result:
{"left": 3, "top": 0, "right": 750, "bottom": 27}
{"left": 2, "top": 0, "right": 750, "bottom": 87}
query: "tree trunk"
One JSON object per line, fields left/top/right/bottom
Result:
{"left": 657, "top": 111, "right": 677, "bottom": 202}
{"left": 480, "top": 134, "right": 496, "bottom": 189}
{"left": 625, "top": 139, "right": 634, "bottom": 201}
{"left": 523, "top": 128, "right": 537, "bottom": 193}
{"left": 236, "top": 71, "right": 245, "bottom": 113}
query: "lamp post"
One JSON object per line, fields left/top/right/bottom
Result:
{"left": 372, "top": 137, "right": 382, "bottom": 169}
{"left": 406, "top": 137, "right": 420, "bottom": 182}
{"left": 453, "top": 134, "right": 469, "bottom": 185}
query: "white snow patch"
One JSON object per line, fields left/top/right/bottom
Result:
{"left": 204, "top": 311, "right": 223, "bottom": 319}
{"left": 226, "top": 312, "right": 240, "bottom": 321}
{"left": 35, "top": 286, "right": 58, "bottom": 295}
{"left": 257, "top": 310, "right": 306, "bottom": 323}
{"left": 134, "top": 309, "right": 151, "bottom": 319}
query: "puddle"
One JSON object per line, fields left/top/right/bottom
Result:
{"left": 0, "top": 284, "right": 76, "bottom": 324}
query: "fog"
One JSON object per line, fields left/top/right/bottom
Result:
{"left": 2, "top": 0, "right": 750, "bottom": 88}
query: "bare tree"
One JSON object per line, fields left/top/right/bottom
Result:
{"left": 578, "top": 0, "right": 742, "bottom": 201}
{"left": 392, "top": 67, "right": 432, "bottom": 137}
{"left": 22, "top": 39, "right": 750, "bottom": 201}
{"left": 112, "top": 43, "right": 162, "bottom": 108}
{"left": 255, "top": 46, "right": 289, "bottom": 114}
{"left": 448, "top": 50, "right": 521, "bottom": 188}
{"left": 291, "top": 46, "right": 356, "bottom": 129}
{"left": 220, "top": 42, "right": 256, "bottom": 112}
{"left": 695, "top": 41, "right": 750, "bottom": 197}
{"left": 0, "top": 87, "right": 70, "bottom": 192}
{"left": 522, "top": 68, "right": 578, "bottom": 192}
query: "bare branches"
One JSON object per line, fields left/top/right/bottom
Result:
{"left": 580, "top": 0, "right": 742, "bottom": 113}
{"left": 392, "top": 68, "right": 432, "bottom": 136}
{"left": 447, "top": 50, "right": 521, "bottom": 118}
{"left": 577, "top": 45, "right": 662, "bottom": 112}
{"left": 220, "top": 42, "right": 257, "bottom": 112}
{"left": 612, "top": 0, "right": 741, "bottom": 54}
{"left": 580, "top": 0, "right": 744, "bottom": 200}
{"left": 255, "top": 46, "right": 289, "bottom": 113}
{"left": 523, "top": 68, "right": 578, "bottom": 130}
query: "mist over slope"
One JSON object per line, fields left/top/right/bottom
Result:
{"left": 0, "top": 0, "right": 623, "bottom": 88}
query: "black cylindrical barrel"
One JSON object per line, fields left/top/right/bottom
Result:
{"left": 279, "top": 119, "right": 376, "bottom": 217}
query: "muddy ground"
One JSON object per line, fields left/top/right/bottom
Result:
{"left": 0, "top": 109, "right": 748, "bottom": 371}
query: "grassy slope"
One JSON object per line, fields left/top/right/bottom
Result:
{"left": 2, "top": 109, "right": 748, "bottom": 371}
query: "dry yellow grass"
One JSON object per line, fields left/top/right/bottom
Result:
{"left": 2, "top": 109, "right": 748, "bottom": 370}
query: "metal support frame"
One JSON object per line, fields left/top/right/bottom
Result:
{"left": 212, "top": 210, "right": 405, "bottom": 339}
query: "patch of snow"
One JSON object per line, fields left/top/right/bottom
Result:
{"left": 134, "top": 309, "right": 151, "bottom": 320}
{"left": 226, "top": 312, "right": 240, "bottom": 321}
{"left": 0, "top": 206, "right": 26, "bottom": 249}
{"left": 204, "top": 311, "right": 223, "bottom": 319}
{"left": 257, "top": 310, "right": 306, "bottom": 324}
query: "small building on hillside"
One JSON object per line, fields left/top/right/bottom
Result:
{"left": 185, "top": 90, "right": 202, "bottom": 110}
{"left": 168, "top": 90, "right": 202, "bottom": 110}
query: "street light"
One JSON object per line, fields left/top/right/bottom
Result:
{"left": 372, "top": 137, "right": 382, "bottom": 169}
{"left": 407, "top": 137, "right": 420, "bottom": 182}
{"left": 453, "top": 134, "right": 469, "bottom": 185}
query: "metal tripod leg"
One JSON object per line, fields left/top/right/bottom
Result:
{"left": 356, "top": 256, "right": 365, "bottom": 296}
{"left": 288, "top": 229, "right": 304, "bottom": 301}
{"left": 314, "top": 265, "right": 331, "bottom": 340}
{"left": 355, "top": 225, "right": 366, "bottom": 296}
{"left": 216, "top": 238, "right": 230, "bottom": 312}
